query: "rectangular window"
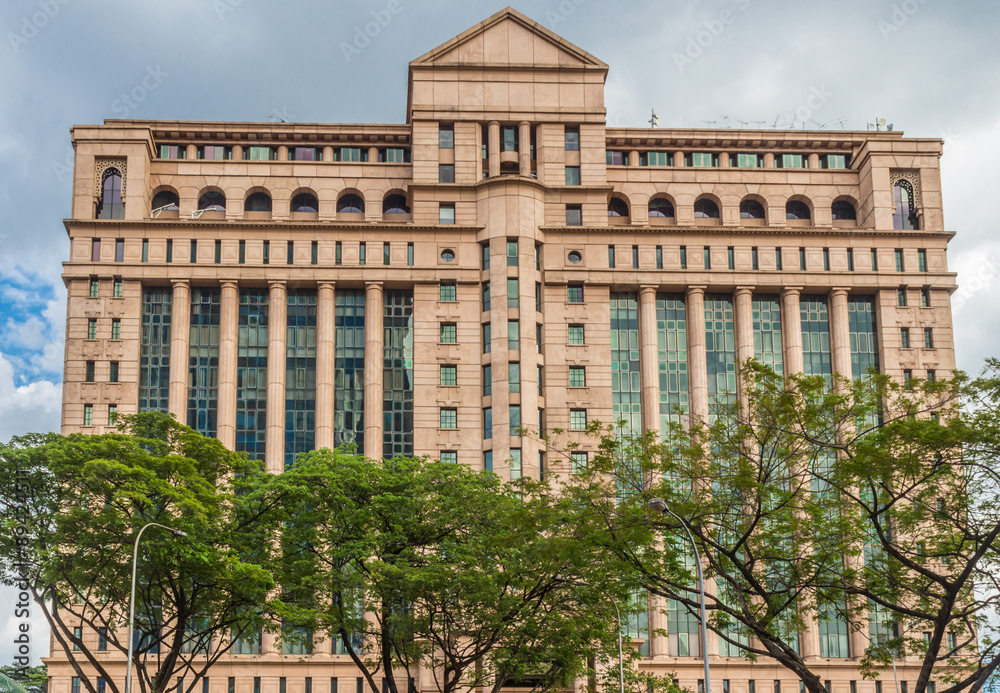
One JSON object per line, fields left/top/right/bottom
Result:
{"left": 335, "top": 241, "right": 342, "bottom": 265}
{"left": 507, "top": 279, "right": 519, "bottom": 308}
{"left": 535, "top": 282, "right": 542, "bottom": 312}
{"left": 823, "top": 248, "right": 830, "bottom": 271}
{"left": 108, "top": 404, "right": 117, "bottom": 425}
{"left": 508, "top": 320, "right": 520, "bottom": 351}
{"left": 244, "top": 146, "right": 275, "bottom": 161}
{"left": 569, "top": 366, "right": 586, "bottom": 387}
{"left": 85, "top": 361, "right": 95, "bottom": 382}
{"left": 777, "top": 153, "right": 805, "bottom": 169}
{"left": 607, "top": 150, "right": 629, "bottom": 166}
{"left": 335, "top": 147, "right": 366, "bottom": 162}
{"left": 83, "top": 404, "right": 93, "bottom": 426}
{"left": 111, "top": 319, "right": 121, "bottom": 340}
{"left": 142, "top": 239, "right": 148, "bottom": 262}
{"left": 509, "top": 406, "right": 521, "bottom": 436}
{"left": 383, "top": 242, "right": 390, "bottom": 266}
{"left": 898, "top": 288, "right": 908, "bottom": 306}
{"left": 239, "top": 240, "right": 246, "bottom": 264}
{"left": 921, "top": 288, "right": 931, "bottom": 307}
{"left": 656, "top": 246, "right": 663, "bottom": 269}
{"left": 439, "top": 203, "right": 456, "bottom": 225}
{"left": 752, "top": 247, "right": 759, "bottom": 270}
{"left": 158, "top": 144, "right": 185, "bottom": 159}
{"left": 847, "top": 248, "right": 855, "bottom": 271}
{"left": 728, "top": 247, "right": 735, "bottom": 270}
{"left": 571, "top": 451, "right": 587, "bottom": 473}
{"left": 263, "top": 240, "right": 270, "bottom": 265}
{"left": 724, "top": 682, "right": 731, "bottom": 693}
{"left": 439, "top": 124, "right": 454, "bottom": 149}
{"left": 734, "top": 153, "right": 764, "bottom": 168}
{"left": 72, "top": 679, "right": 81, "bottom": 693}
{"left": 91, "top": 239, "right": 101, "bottom": 262}
{"left": 632, "top": 245, "right": 639, "bottom": 269}
{"left": 871, "top": 249, "right": 878, "bottom": 271}
{"left": 440, "top": 451, "right": 457, "bottom": 464}
{"left": 73, "top": 626, "right": 82, "bottom": 650}
{"left": 484, "top": 450, "right": 493, "bottom": 472}
{"left": 439, "top": 323, "right": 457, "bottom": 344}
{"left": 483, "top": 365, "right": 492, "bottom": 397}
{"left": 901, "top": 328, "right": 911, "bottom": 349}
{"left": 98, "top": 628, "right": 108, "bottom": 651}
{"left": 565, "top": 166, "right": 581, "bottom": 185}
{"left": 680, "top": 246, "right": 687, "bottom": 269}
{"left": 535, "top": 244, "right": 541, "bottom": 270}
{"left": 483, "top": 323, "right": 491, "bottom": 353}
{"left": 507, "top": 240, "right": 518, "bottom": 266}
{"left": 566, "top": 204, "right": 582, "bottom": 226}
{"left": 215, "top": 240, "right": 222, "bottom": 264}
{"left": 689, "top": 152, "right": 718, "bottom": 167}
{"left": 799, "top": 248, "right": 806, "bottom": 270}
{"left": 358, "top": 241, "right": 365, "bottom": 266}
{"left": 749, "top": 683, "right": 756, "bottom": 693}
{"left": 567, "top": 284, "right": 584, "bottom": 303}
{"left": 109, "top": 361, "right": 119, "bottom": 383}
{"left": 822, "top": 154, "right": 849, "bottom": 169}
{"left": 111, "top": 277, "right": 123, "bottom": 298}
{"left": 776, "top": 247, "right": 783, "bottom": 270}
{"left": 570, "top": 409, "right": 587, "bottom": 430}
{"left": 924, "top": 328, "right": 934, "bottom": 349}
{"left": 484, "top": 407, "right": 492, "bottom": 439}
{"left": 501, "top": 125, "right": 518, "bottom": 152}
{"left": 536, "top": 323, "right": 542, "bottom": 353}
{"left": 115, "top": 238, "right": 125, "bottom": 263}
{"left": 509, "top": 362, "right": 520, "bottom": 393}
{"left": 87, "top": 318, "right": 97, "bottom": 340}
{"left": 380, "top": 147, "right": 408, "bottom": 162}
{"left": 439, "top": 283, "right": 457, "bottom": 302}
{"left": 311, "top": 241, "right": 318, "bottom": 265}
{"left": 198, "top": 145, "right": 232, "bottom": 160}
{"left": 895, "top": 249, "right": 904, "bottom": 272}
{"left": 89, "top": 277, "right": 102, "bottom": 301}
{"left": 482, "top": 243, "right": 491, "bottom": 269}
{"left": 918, "top": 249, "right": 928, "bottom": 272}
{"left": 704, "top": 247, "right": 711, "bottom": 270}
{"left": 438, "top": 164, "right": 455, "bottom": 183}
{"left": 290, "top": 146, "right": 319, "bottom": 161}
{"left": 254, "top": 679, "right": 261, "bottom": 693}
{"left": 564, "top": 126, "right": 580, "bottom": 151}
{"left": 280, "top": 680, "right": 286, "bottom": 693}
{"left": 509, "top": 448, "right": 522, "bottom": 479}
{"left": 439, "top": 408, "right": 457, "bottom": 429}
{"left": 286, "top": 241, "right": 294, "bottom": 265}
{"left": 482, "top": 282, "right": 491, "bottom": 311}
{"left": 568, "top": 324, "right": 585, "bottom": 345}
{"left": 440, "top": 365, "right": 457, "bottom": 387}
{"left": 640, "top": 151, "right": 667, "bottom": 166}
{"left": 608, "top": 246, "right": 616, "bottom": 268}
{"left": 407, "top": 242, "right": 414, "bottom": 266}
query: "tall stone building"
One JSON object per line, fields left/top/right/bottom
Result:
{"left": 54, "top": 7, "right": 955, "bottom": 693}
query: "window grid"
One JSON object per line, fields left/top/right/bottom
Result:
{"left": 509, "top": 362, "right": 520, "bottom": 393}
{"left": 569, "top": 366, "right": 586, "bottom": 388}
{"left": 139, "top": 288, "right": 172, "bottom": 414}
{"left": 384, "top": 290, "right": 414, "bottom": 458}
{"left": 706, "top": 295, "right": 737, "bottom": 416}
{"left": 285, "top": 290, "right": 317, "bottom": 468}
{"left": 657, "top": 294, "right": 689, "bottom": 435}
{"left": 849, "top": 297, "right": 880, "bottom": 381}
{"left": 801, "top": 296, "right": 832, "bottom": 385}
{"left": 188, "top": 288, "right": 220, "bottom": 436}
{"left": 568, "top": 324, "right": 585, "bottom": 345}
{"left": 236, "top": 289, "right": 269, "bottom": 461}
{"left": 611, "top": 292, "right": 642, "bottom": 434}
{"left": 335, "top": 290, "right": 365, "bottom": 454}
{"left": 753, "top": 295, "right": 784, "bottom": 377}
{"left": 439, "top": 283, "right": 457, "bottom": 302}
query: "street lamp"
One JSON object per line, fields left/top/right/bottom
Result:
{"left": 125, "top": 523, "right": 186, "bottom": 693}
{"left": 648, "top": 498, "right": 711, "bottom": 693}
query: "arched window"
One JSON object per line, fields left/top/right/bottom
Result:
{"left": 96, "top": 169, "right": 124, "bottom": 219}
{"left": 151, "top": 190, "right": 179, "bottom": 213}
{"left": 893, "top": 180, "right": 919, "bottom": 230}
{"left": 608, "top": 197, "right": 629, "bottom": 218}
{"left": 337, "top": 193, "right": 365, "bottom": 214}
{"left": 648, "top": 198, "right": 675, "bottom": 218}
{"left": 198, "top": 191, "right": 226, "bottom": 212}
{"left": 694, "top": 199, "right": 720, "bottom": 219}
{"left": 740, "top": 199, "right": 765, "bottom": 220}
{"left": 831, "top": 200, "right": 857, "bottom": 221}
{"left": 244, "top": 192, "right": 272, "bottom": 212}
{"left": 786, "top": 200, "right": 811, "bottom": 220}
{"left": 291, "top": 193, "right": 318, "bottom": 213}
{"left": 383, "top": 193, "right": 410, "bottom": 214}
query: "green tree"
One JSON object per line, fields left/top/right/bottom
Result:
{"left": 0, "top": 413, "right": 281, "bottom": 693}
{"left": 0, "top": 664, "right": 47, "bottom": 693}
{"left": 271, "top": 449, "right": 637, "bottom": 693}
{"left": 561, "top": 362, "right": 1000, "bottom": 693}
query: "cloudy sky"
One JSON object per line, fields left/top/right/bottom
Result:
{"left": 1, "top": 0, "right": 998, "bottom": 665}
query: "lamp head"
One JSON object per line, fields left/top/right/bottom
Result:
{"left": 648, "top": 498, "right": 668, "bottom": 514}
{"left": 172, "top": 530, "right": 188, "bottom": 538}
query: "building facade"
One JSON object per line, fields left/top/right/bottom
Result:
{"left": 53, "top": 7, "right": 956, "bottom": 693}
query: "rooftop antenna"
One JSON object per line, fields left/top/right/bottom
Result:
{"left": 752, "top": 120, "right": 767, "bottom": 128}
{"left": 809, "top": 120, "right": 828, "bottom": 129}
{"left": 870, "top": 117, "right": 888, "bottom": 132}
{"left": 734, "top": 118, "right": 749, "bottom": 128}
{"left": 833, "top": 117, "right": 848, "bottom": 129}
{"left": 720, "top": 115, "right": 732, "bottom": 128}
{"left": 266, "top": 112, "right": 288, "bottom": 123}
{"left": 649, "top": 109, "right": 660, "bottom": 128}
{"left": 702, "top": 120, "right": 717, "bottom": 127}
{"left": 771, "top": 115, "right": 781, "bottom": 128}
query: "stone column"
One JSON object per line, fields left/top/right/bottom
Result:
{"left": 315, "top": 283, "right": 336, "bottom": 450}
{"left": 830, "top": 288, "right": 852, "bottom": 383}
{"left": 364, "top": 282, "right": 384, "bottom": 459}
{"left": 734, "top": 287, "right": 755, "bottom": 400}
{"left": 185, "top": 144, "right": 197, "bottom": 160}
{"left": 266, "top": 282, "right": 287, "bottom": 473}
{"left": 628, "top": 150, "right": 640, "bottom": 167}
{"left": 168, "top": 280, "right": 191, "bottom": 423}
{"left": 639, "top": 286, "right": 660, "bottom": 435}
{"left": 487, "top": 121, "right": 500, "bottom": 178}
{"left": 686, "top": 287, "right": 708, "bottom": 424}
{"left": 217, "top": 281, "right": 239, "bottom": 450}
{"left": 781, "top": 287, "right": 804, "bottom": 376}
{"left": 518, "top": 121, "right": 532, "bottom": 176}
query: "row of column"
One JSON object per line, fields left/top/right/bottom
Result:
{"left": 165, "top": 279, "right": 386, "bottom": 473}
{"left": 635, "top": 285, "right": 859, "bottom": 661}
{"left": 485, "top": 120, "right": 533, "bottom": 178}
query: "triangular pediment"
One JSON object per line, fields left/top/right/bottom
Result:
{"left": 410, "top": 7, "right": 607, "bottom": 70}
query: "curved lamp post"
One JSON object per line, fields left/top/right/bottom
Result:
{"left": 125, "top": 523, "right": 186, "bottom": 693}
{"left": 648, "top": 498, "right": 711, "bottom": 693}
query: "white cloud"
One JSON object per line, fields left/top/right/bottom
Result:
{"left": 0, "top": 352, "right": 61, "bottom": 442}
